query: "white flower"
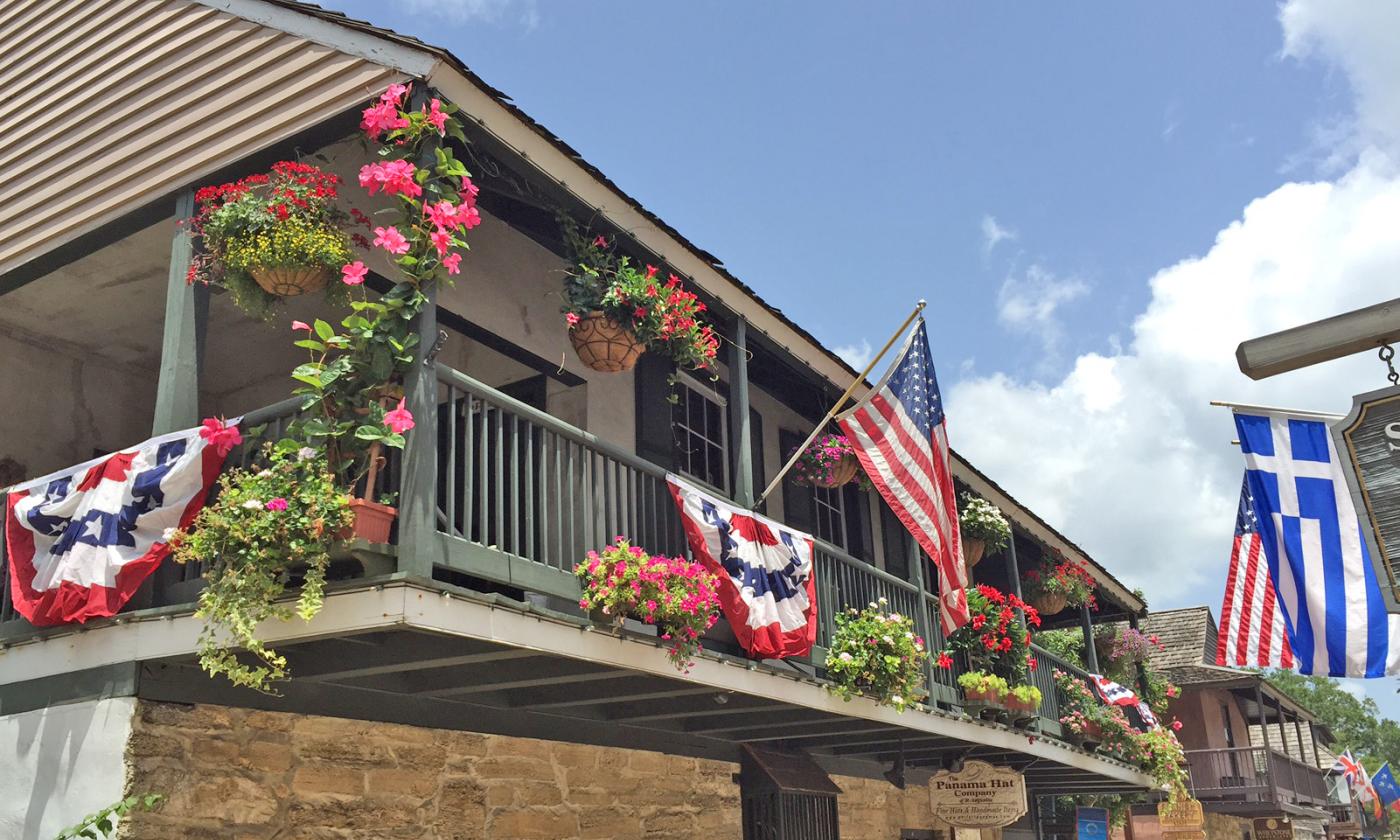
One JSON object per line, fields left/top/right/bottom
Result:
{"left": 889, "top": 612, "right": 902, "bottom": 622}
{"left": 891, "top": 695, "right": 903, "bottom": 705}
{"left": 242, "top": 499, "right": 263, "bottom": 509}
{"left": 905, "top": 632, "right": 914, "bottom": 640}
{"left": 882, "top": 635, "right": 894, "bottom": 645}
{"left": 838, "top": 652, "right": 853, "bottom": 663}
{"left": 256, "top": 469, "right": 272, "bottom": 478}
{"left": 868, "top": 601, "right": 878, "bottom": 609}
{"left": 878, "top": 596, "right": 888, "bottom": 605}
{"left": 161, "top": 527, "right": 177, "bottom": 542}
{"left": 297, "top": 447, "right": 317, "bottom": 461}
{"left": 915, "top": 642, "right": 925, "bottom": 651}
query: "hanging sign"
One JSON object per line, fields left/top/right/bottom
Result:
{"left": 1076, "top": 807, "right": 1109, "bottom": 840}
{"left": 1332, "top": 385, "right": 1400, "bottom": 611}
{"left": 1157, "top": 798, "right": 1204, "bottom": 830}
{"left": 928, "top": 760, "right": 1027, "bottom": 829}
{"left": 1253, "top": 817, "right": 1294, "bottom": 840}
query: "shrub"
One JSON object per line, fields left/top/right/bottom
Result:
{"left": 826, "top": 598, "right": 929, "bottom": 712}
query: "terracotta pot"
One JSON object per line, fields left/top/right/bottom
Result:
{"left": 964, "top": 538, "right": 987, "bottom": 567}
{"left": 569, "top": 312, "right": 645, "bottom": 373}
{"left": 1004, "top": 693, "right": 1040, "bottom": 716}
{"left": 962, "top": 686, "right": 1007, "bottom": 707}
{"left": 1029, "top": 590, "right": 1069, "bottom": 616}
{"left": 811, "top": 453, "right": 860, "bottom": 488}
{"left": 250, "top": 265, "right": 331, "bottom": 297}
{"left": 341, "top": 498, "right": 397, "bottom": 544}
{"left": 1077, "top": 721, "right": 1105, "bottom": 749}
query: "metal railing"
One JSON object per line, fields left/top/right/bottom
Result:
{"left": 1185, "top": 746, "right": 1329, "bottom": 806}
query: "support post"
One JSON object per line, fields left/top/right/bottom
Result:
{"left": 1274, "top": 696, "right": 1288, "bottom": 756}
{"left": 1255, "top": 684, "right": 1272, "bottom": 752}
{"left": 1292, "top": 711, "right": 1306, "bottom": 764}
{"left": 907, "top": 536, "right": 939, "bottom": 704}
{"left": 1005, "top": 531, "right": 1026, "bottom": 633}
{"left": 1128, "top": 614, "right": 1151, "bottom": 700}
{"left": 397, "top": 282, "right": 440, "bottom": 580}
{"left": 1308, "top": 720, "right": 1321, "bottom": 768}
{"left": 1080, "top": 602, "right": 1100, "bottom": 673}
{"left": 152, "top": 189, "right": 206, "bottom": 434}
{"left": 728, "top": 317, "right": 754, "bottom": 508}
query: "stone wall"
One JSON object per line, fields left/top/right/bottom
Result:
{"left": 121, "top": 701, "right": 967, "bottom": 840}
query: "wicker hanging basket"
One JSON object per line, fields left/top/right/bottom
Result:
{"left": 250, "top": 265, "right": 332, "bottom": 297}
{"left": 1028, "top": 590, "right": 1069, "bottom": 616}
{"left": 963, "top": 538, "right": 987, "bottom": 567}
{"left": 569, "top": 311, "right": 645, "bottom": 372}
{"left": 810, "top": 453, "right": 861, "bottom": 488}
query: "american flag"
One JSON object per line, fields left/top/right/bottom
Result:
{"left": 1216, "top": 475, "right": 1294, "bottom": 669}
{"left": 837, "top": 319, "right": 969, "bottom": 634}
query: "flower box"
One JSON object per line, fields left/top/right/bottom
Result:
{"left": 569, "top": 311, "right": 645, "bottom": 372}
{"left": 250, "top": 265, "right": 331, "bottom": 297}
{"left": 343, "top": 498, "right": 397, "bottom": 544}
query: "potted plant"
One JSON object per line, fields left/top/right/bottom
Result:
{"left": 189, "top": 160, "right": 367, "bottom": 318}
{"left": 172, "top": 444, "right": 354, "bottom": 692}
{"left": 558, "top": 219, "right": 719, "bottom": 375}
{"left": 788, "top": 433, "right": 869, "bottom": 489}
{"left": 575, "top": 537, "right": 722, "bottom": 671}
{"left": 825, "top": 597, "right": 929, "bottom": 712}
{"left": 958, "top": 493, "right": 1011, "bottom": 567}
{"left": 940, "top": 584, "right": 1041, "bottom": 710}
{"left": 957, "top": 671, "right": 1009, "bottom": 707}
{"left": 1022, "top": 551, "right": 1097, "bottom": 616}
{"left": 1004, "top": 684, "right": 1044, "bottom": 720}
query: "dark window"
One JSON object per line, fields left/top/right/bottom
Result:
{"left": 672, "top": 376, "right": 728, "bottom": 492}
{"left": 881, "top": 497, "right": 912, "bottom": 580}
{"left": 813, "top": 485, "right": 846, "bottom": 546}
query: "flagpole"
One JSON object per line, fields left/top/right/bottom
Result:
{"left": 756, "top": 299, "right": 927, "bottom": 506}
{"left": 1208, "top": 399, "right": 1343, "bottom": 420}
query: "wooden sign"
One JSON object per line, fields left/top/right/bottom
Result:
{"left": 1157, "top": 798, "right": 1204, "bottom": 830}
{"left": 1253, "top": 817, "right": 1294, "bottom": 840}
{"left": 928, "top": 760, "right": 1028, "bottom": 829}
{"left": 1334, "top": 386, "right": 1400, "bottom": 611}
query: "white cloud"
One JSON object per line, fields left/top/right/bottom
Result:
{"left": 995, "top": 264, "right": 1089, "bottom": 361}
{"left": 395, "top": 0, "right": 539, "bottom": 29}
{"left": 948, "top": 1, "right": 1400, "bottom": 612}
{"left": 981, "top": 214, "right": 1017, "bottom": 254}
{"left": 834, "top": 339, "right": 874, "bottom": 372}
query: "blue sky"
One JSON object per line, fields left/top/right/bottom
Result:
{"left": 337, "top": 0, "right": 1400, "bottom": 715}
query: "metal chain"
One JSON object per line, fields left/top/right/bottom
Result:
{"left": 1381, "top": 343, "right": 1399, "bottom": 386}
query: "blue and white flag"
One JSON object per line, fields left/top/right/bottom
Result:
{"left": 1233, "top": 409, "right": 1400, "bottom": 678}
{"left": 1372, "top": 763, "right": 1400, "bottom": 814}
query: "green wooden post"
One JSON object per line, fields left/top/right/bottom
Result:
{"left": 396, "top": 283, "right": 441, "bottom": 581}
{"left": 1080, "top": 601, "right": 1100, "bottom": 672}
{"left": 906, "top": 535, "right": 940, "bottom": 704}
{"left": 728, "top": 317, "right": 754, "bottom": 508}
{"left": 152, "top": 189, "right": 206, "bottom": 435}
{"left": 1005, "top": 531, "right": 1027, "bottom": 633}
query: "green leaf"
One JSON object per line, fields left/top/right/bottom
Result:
{"left": 382, "top": 432, "right": 406, "bottom": 448}
{"left": 354, "top": 425, "right": 386, "bottom": 441}
{"left": 314, "top": 319, "right": 334, "bottom": 341}
{"left": 293, "top": 339, "right": 326, "bottom": 352}
{"left": 290, "top": 373, "right": 323, "bottom": 389}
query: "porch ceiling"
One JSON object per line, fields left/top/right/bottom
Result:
{"left": 2, "top": 581, "right": 1155, "bottom": 795}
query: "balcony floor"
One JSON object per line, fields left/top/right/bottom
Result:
{"left": 1, "top": 580, "right": 1153, "bottom": 795}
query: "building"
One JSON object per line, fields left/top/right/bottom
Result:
{"left": 0, "top": 1, "right": 1160, "bottom": 837}
{"left": 1126, "top": 608, "right": 1339, "bottom": 840}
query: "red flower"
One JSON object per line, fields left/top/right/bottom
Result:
{"left": 198, "top": 417, "right": 243, "bottom": 457}
{"left": 971, "top": 614, "right": 986, "bottom": 629}
{"left": 936, "top": 652, "right": 953, "bottom": 669}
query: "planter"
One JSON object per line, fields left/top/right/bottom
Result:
{"left": 1073, "top": 721, "right": 1105, "bottom": 750}
{"left": 964, "top": 538, "right": 986, "bottom": 567}
{"left": 1028, "top": 590, "right": 1069, "bottom": 616}
{"left": 342, "top": 498, "right": 397, "bottom": 544}
{"left": 810, "top": 453, "right": 860, "bottom": 488}
{"left": 962, "top": 686, "right": 1007, "bottom": 707}
{"left": 1004, "top": 694, "right": 1040, "bottom": 717}
{"left": 588, "top": 604, "right": 628, "bottom": 629}
{"left": 570, "top": 311, "right": 645, "bottom": 372}
{"left": 250, "top": 265, "right": 331, "bottom": 297}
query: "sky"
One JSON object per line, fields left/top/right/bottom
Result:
{"left": 334, "top": 0, "right": 1400, "bottom": 716}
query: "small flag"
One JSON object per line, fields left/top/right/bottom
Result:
{"left": 1089, "top": 674, "right": 1138, "bottom": 707}
{"left": 1233, "top": 409, "right": 1400, "bottom": 677}
{"left": 837, "top": 319, "right": 969, "bottom": 634}
{"left": 667, "top": 475, "right": 817, "bottom": 660}
{"left": 1371, "top": 763, "right": 1400, "bottom": 814}
{"left": 1216, "top": 475, "right": 1294, "bottom": 669}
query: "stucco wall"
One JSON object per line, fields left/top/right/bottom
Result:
{"left": 120, "top": 700, "right": 974, "bottom": 840}
{"left": 1, "top": 697, "right": 137, "bottom": 840}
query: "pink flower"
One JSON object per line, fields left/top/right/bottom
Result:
{"left": 384, "top": 398, "right": 415, "bottom": 434}
{"left": 198, "top": 417, "right": 243, "bottom": 457}
{"left": 593, "top": 235, "right": 608, "bottom": 248}
{"left": 292, "top": 320, "right": 311, "bottom": 331}
{"left": 358, "top": 160, "right": 421, "bottom": 198}
{"left": 373, "top": 226, "right": 410, "bottom": 255}
{"left": 381, "top": 83, "right": 411, "bottom": 105}
{"left": 424, "top": 98, "right": 448, "bottom": 135}
{"left": 430, "top": 228, "right": 451, "bottom": 256}
{"left": 424, "top": 200, "right": 461, "bottom": 231}
{"left": 442, "top": 253, "right": 462, "bottom": 275}
{"left": 265, "top": 498, "right": 288, "bottom": 512}
{"left": 565, "top": 312, "right": 580, "bottom": 327}
{"left": 341, "top": 261, "right": 368, "bottom": 285}
{"left": 1171, "top": 720, "right": 1183, "bottom": 732}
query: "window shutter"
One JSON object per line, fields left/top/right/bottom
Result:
{"left": 634, "top": 353, "right": 677, "bottom": 470}
{"left": 779, "top": 429, "right": 816, "bottom": 534}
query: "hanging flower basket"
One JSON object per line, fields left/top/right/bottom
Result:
{"left": 789, "top": 434, "right": 867, "bottom": 489}
{"left": 250, "top": 265, "right": 332, "bottom": 297}
{"left": 818, "top": 453, "right": 861, "bottom": 488}
{"left": 964, "top": 537, "right": 987, "bottom": 567}
{"left": 1029, "top": 590, "right": 1070, "bottom": 616}
{"left": 569, "top": 311, "right": 645, "bottom": 373}
{"left": 341, "top": 498, "right": 397, "bottom": 544}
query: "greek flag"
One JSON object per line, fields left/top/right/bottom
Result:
{"left": 1233, "top": 409, "right": 1400, "bottom": 678}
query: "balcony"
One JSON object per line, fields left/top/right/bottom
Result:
{"left": 1185, "top": 746, "right": 1330, "bottom": 813}
{"left": 0, "top": 358, "right": 1151, "bottom": 792}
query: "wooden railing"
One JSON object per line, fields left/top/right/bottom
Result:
{"left": 1185, "top": 746, "right": 1329, "bottom": 806}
